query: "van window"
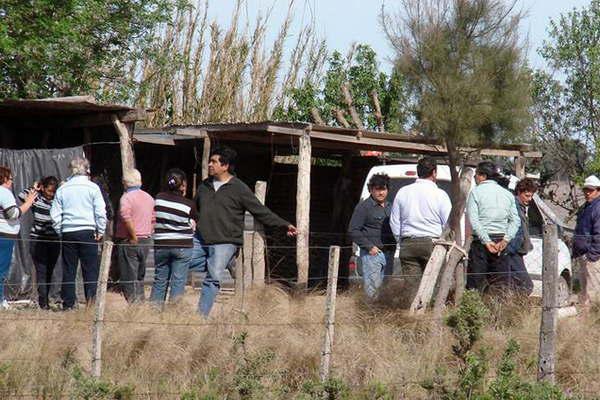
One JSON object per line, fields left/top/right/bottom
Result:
{"left": 387, "top": 178, "right": 453, "bottom": 202}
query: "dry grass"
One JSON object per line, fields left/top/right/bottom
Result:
{"left": 0, "top": 286, "right": 599, "bottom": 399}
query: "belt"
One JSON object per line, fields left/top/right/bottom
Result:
{"left": 400, "top": 236, "right": 438, "bottom": 241}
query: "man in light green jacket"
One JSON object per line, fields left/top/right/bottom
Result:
{"left": 466, "top": 161, "right": 520, "bottom": 291}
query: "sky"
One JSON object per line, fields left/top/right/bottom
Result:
{"left": 206, "top": 0, "right": 592, "bottom": 72}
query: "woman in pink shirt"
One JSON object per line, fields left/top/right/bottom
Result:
{"left": 115, "top": 169, "right": 155, "bottom": 303}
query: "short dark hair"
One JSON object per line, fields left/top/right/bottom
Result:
{"left": 417, "top": 157, "right": 437, "bottom": 178}
{"left": 368, "top": 173, "right": 390, "bottom": 189}
{"left": 516, "top": 178, "right": 538, "bottom": 194}
{"left": 40, "top": 176, "right": 58, "bottom": 188}
{"left": 210, "top": 146, "right": 237, "bottom": 173}
{"left": 475, "top": 161, "right": 498, "bottom": 180}
{"left": 0, "top": 166, "right": 12, "bottom": 185}
{"left": 165, "top": 168, "right": 187, "bottom": 192}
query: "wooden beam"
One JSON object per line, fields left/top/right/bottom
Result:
{"left": 175, "top": 127, "right": 208, "bottom": 138}
{"left": 65, "top": 109, "right": 147, "bottom": 128}
{"left": 112, "top": 114, "right": 136, "bottom": 174}
{"left": 133, "top": 134, "right": 176, "bottom": 146}
{"left": 296, "top": 132, "right": 311, "bottom": 288}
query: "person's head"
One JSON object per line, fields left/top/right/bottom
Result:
{"left": 582, "top": 175, "right": 600, "bottom": 203}
{"left": 0, "top": 166, "right": 14, "bottom": 188}
{"left": 367, "top": 173, "right": 390, "bottom": 204}
{"left": 417, "top": 157, "right": 437, "bottom": 180}
{"left": 39, "top": 176, "right": 59, "bottom": 200}
{"left": 475, "top": 161, "right": 498, "bottom": 185}
{"left": 166, "top": 168, "right": 187, "bottom": 196}
{"left": 122, "top": 169, "right": 142, "bottom": 189}
{"left": 69, "top": 158, "right": 90, "bottom": 177}
{"left": 515, "top": 178, "right": 538, "bottom": 206}
{"left": 208, "top": 146, "right": 236, "bottom": 178}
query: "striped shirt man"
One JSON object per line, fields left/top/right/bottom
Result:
{"left": 153, "top": 191, "right": 197, "bottom": 248}
{"left": 0, "top": 186, "right": 21, "bottom": 238}
{"left": 18, "top": 188, "right": 57, "bottom": 239}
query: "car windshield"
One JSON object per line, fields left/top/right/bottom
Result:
{"left": 387, "top": 178, "right": 452, "bottom": 203}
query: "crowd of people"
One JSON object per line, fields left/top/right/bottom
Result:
{"left": 0, "top": 146, "right": 296, "bottom": 316}
{"left": 349, "top": 157, "right": 541, "bottom": 300}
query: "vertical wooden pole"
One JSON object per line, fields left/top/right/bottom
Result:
{"left": 111, "top": 115, "right": 136, "bottom": 175}
{"left": 319, "top": 246, "right": 340, "bottom": 382}
{"left": 91, "top": 240, "right": 114, "bottom": 378}
{"left": 201, "top": 136, "right": 211, "bottom": 180}
{"left": 243, "top": 231, "right": 253, "bottom": 290}
{"left": 252, "top": 181, "right": 267, "bottom": 287}
{"left": 515, "top": 155, "right": 526, "bottom": 179}
{"left": 296, "top": 133, "right": 311, "bottom": 288}
{"left": 538, "top": 224, "right": 558, "bottom": 383}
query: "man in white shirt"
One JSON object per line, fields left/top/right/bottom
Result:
{"left": 390, "top": 157, "right": 452, "bottom": 272}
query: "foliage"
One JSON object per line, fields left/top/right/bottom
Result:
{"left": 445, "top": 290, "right": 490, "bottom": 361}
{"left": 274, "top": 44, "right": 408, "bottom": 131}
{"left": 71, "top": 366, "right": 134, "bottom": 400}
{"left": 0, "top": 0, "right": 174, "bottom": 99}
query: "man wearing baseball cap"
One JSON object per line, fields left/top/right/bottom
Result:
{"left": 573, "top": 175, "right": 600, "bottom": 305}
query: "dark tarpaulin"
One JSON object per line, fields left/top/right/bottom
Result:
{"left": 0, "top": 146, "right": 84, "bottom": 298}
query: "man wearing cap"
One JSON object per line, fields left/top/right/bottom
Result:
{"left": 573, "top": 175, "right": 600, "bottom": 305}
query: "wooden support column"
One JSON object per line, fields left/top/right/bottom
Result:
{"left": 319, "top": 246, "right": 340, "bottom": 382}
{"left": 296, "top": 132, "right": 311, "bottom": 288}
{"left": 515, "top": 155, "right": 526, "bottom": 179}
{"left": 243, "top": 231, "right": 253, "bottom": 289}
{"left": 252, "top": 181, "right": 267, "bottom": 287}
{"left": 538, "top": 223, "right": 558, "bottom": 383}
{"left": 91, "top": 240, "right": 114, "bottom": 378}
{"left": 201, "top": 136, "right": 211, "bottom": 180}
{"left": 111, "top": 114, "right": 136, "bottom": 175}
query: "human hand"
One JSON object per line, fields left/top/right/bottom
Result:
{"left": 369, "top": 246, "right": 381, "bottom": 256}
{"left": 485, "top": 242, "right": 498, "bottom": 254}
{"left": 25, "top": 189, "right": 37, "bottom": 204}
{"left": 286, "top": 225, "right": 298, "bottom": 237}
{"left": 33, "top": 181, "right": 41, "bottom": 191}
{"left": 496, "top": 239, "right": 508, "bottom": 253}
{"left": 128, "top": 236, "right": 138, "bottom": 245}
{"left": 95, "top": 233, "right": 103, "bottom": 242}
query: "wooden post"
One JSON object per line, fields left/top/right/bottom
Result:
{"left": 515, "top": 156, "right": 526, "bottom": 179}
{"left": 111, "top": 115, "right": 136, "bottom": 175}
{"left": 319, "top": 246, "right": 340, "bottom": 382}
{"left": 252, "top": 181, "right": 267, "bottom": 287}
{"left": 201, "top": 136, "right": 211, "bottom": 180}
{"left": 91, "top": 240, "right": 114, "bottom": 378}
{"left": 410, "top": 244, "right": 448, "bottom": 314}
{"left": 296, "top": 133, "right": 311, "bottom": 288}
{"left": 538, "top": 224, "right": 558, "bottom": 383}
{"left": 243, "top": 231, "right": 253, "bottom": 289}
{"left": 234, "top": 250, "right": 244, "bottom": 309}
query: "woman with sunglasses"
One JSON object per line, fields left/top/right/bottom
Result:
{"left": 0, "top": 166, "right": 37, "bottom": 309}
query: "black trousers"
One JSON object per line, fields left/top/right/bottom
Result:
{"left": 61, "top": 230, "right": 99, "bottom": 309}
{"left": 467, "top": 239, "right": 510, "bottom": 291}
{"left": 504, "top": 253, "right": 534, "bottom": 296}
{"left": 30, "top": 240, "right": 60, "bottom": 309}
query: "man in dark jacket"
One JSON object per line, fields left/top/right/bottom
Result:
{"left": 574, "top": 175, "right": 600, "bottom": 305}
{"left": 192, "top": 146, "right": 297, "bottom": 316}
{"left": 348, "top": 173, "right": 395, "bottom": 299}
{"left": 504, "top": 178, "right": 536, "bottom": 295}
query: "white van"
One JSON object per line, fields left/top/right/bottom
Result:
{"left": 350, "top": 164, "right": 573, "bottom": 306}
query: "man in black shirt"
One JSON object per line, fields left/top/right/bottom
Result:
{"left": 192, "top": 146, "right": 297, "bottom": 316}
{"left": 348, "top": 173, "right": 395, "bottom": 299}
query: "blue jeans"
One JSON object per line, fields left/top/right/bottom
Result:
{"left": 150, "top": 247, "right": 192, "bottom": 304}
{"left": 0, "top": 238, "right": 15, "bottom": 302}
{"left": 360, "top": 249, "right": 394, "bottom": 299}
{"left": 190, "top": 234, "right": 238, "bottom": 316}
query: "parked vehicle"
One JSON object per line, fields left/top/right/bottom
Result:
{"left": 348, "top": 164, "right": 573, "bottom": 306}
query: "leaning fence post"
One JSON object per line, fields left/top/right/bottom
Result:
{"left": 319, "top": 246, "right": 340, "bottom": 382}
{"left": 538, "top": 224, "right": 558, "bottom": 383}
{"left": 252, "top": 181, "right": 267, "bottom": 287}
{"left": 91, "top": 240, "right": 113, "bottom": 378}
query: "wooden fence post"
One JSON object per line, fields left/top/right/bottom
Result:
{"left": 91, "top": 240, "right": 114, "bottom": 378}
{"left": 252, "top": 181, "right": 267, "bottom": 287}
{"left": 296, "top": 133, "right": 311, "bottom": 288}
{"left": 243, "top": 231, "right": 253, "bottom": 289}
{"left": 201, "top": 137, "right": 211, "bottom": 180}
{"left": 538, "top": 224, "right": 558, "bottom": 383}
{"left": 410, "top": 244, "right": 447, "bottom": 314}
{"left": 319, "top": 246, "right": 340, "bottom": 382}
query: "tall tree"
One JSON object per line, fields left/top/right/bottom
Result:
{"left": 0, "top": 0, "right": 173, "bottom": 100}
{"left": 381, "top": 0, "right": 531, "bottom": 235}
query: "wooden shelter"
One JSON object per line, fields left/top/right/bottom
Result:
{"left": 134, "top": 122, "right": 541, "bottom": 288}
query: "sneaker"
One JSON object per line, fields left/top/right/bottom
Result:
{"left": 0, "top": 300, "right": 10, "bottom": 310}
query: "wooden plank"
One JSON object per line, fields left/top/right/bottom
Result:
{"left": 91, "top": 240, "right": 114, "bottom": 378}
{"left": 410, "top": 245, "right": 448, "bottom": 314}
{"left": 133, "top": 134, "right": 176, "bottom": 146}
{"left": 296, "top": 133, "right": 311, "bottom": 288}
{"left": 201, "top": 137, "right": 211, "bottom": 180}
{"left": 65, "top": 109, "right": 147, "bottom": 128}
{"left": 266, "top": 124, "right": 306, "bottom": 136}
{"left": 252, "top": 181, "right": 267, "bottom": 287}
{"left": 112, "top": 115, "right": 136, "bottom": 174}
{"left": 319, "top": 246, "right": 340, "bottom": 382}
{"left": 538, "top": 224, "right": 558, "bottom": 383}
{"left": 175, "top": 127, "right": 208, "bottom": 138}
{"left": 310, "top": 130, "right": 447, "bottom": 154}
